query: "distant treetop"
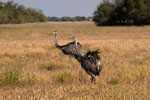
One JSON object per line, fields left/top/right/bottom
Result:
{"left": 47, "top": 16, "right": 93, "bottom": 22}
{"left": 0, "top": 1, "right": 48, "bottom": 24}
{"left": 93, "top": 0, "right": 150, "bottom": 26}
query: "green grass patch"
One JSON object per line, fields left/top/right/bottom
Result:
{"left": 0, "top": 67, "right": 36, "bottom": 86}
{"left": 107, "top": 79, "right": 119, "bottom": 85}
{"left": 0, "top": 67, "right": 21, "bottom": 86}
{"left": 57, "top": 72, "right": 72, "bottom": 83}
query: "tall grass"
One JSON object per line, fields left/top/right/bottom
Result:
{"left": 0, "top": 22, "right": 150, "bottom": 100}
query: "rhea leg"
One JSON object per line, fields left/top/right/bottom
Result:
{"left": 86, "top": 71, "right": 96, "bottom": 83}
{"left": 91, "top": 76, "right": 96, "bottom": 83}
{"left": 68, "top": 55, "right": 75, "bottom": 67}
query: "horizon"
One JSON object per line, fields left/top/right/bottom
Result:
{"left": 1, "top": 0, "right": 102, "bottom": 17}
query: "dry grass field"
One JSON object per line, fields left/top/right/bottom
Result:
{"left": 0, "top": 22, "right": 150, "bottom": 100}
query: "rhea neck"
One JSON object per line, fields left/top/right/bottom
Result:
{"left": 54, "top": 31, "right": 61, "bottom": 49}
{"left": 73, "top": 37, "right": 82, "bottom": 58}
{"left": 54, "top": 32, "right": 58, "bottom": 43}
{"left": 73, "top": 37, "right": 78, "bottom": 48}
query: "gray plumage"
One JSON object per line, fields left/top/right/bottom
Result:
{"left": 54, "top": 31, "right": 84, "bottom": 61}
{"left": 74, "top": 37, "right": 102, "bottom": 83}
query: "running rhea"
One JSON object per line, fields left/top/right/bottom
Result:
{"left": 53, "top": 31, "right": 84, "bottom": 67}
{"left": 71, "top": 37, "right": 102, "bottom": 83}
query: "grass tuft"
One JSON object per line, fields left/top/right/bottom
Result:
{"left": 0, "top": 67, "right": 36, "bottom": 86}
{"left": 57, "top": 72, "right": 72, "bottom": 83}
{"left": 107, "top": 79, "right": 119, "bottom": 85}
{"left": 22, "top": 73, "right": 36, "bottom": 85}
{"left": 0, "top": 68, "right": 21, "bottom": 86}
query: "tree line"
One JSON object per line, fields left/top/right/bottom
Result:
{"left": 0, "top": 1, "right": 92, "bottom": 24}
{"left": 47, "top": 16, "right": 92, "bottom": 22}
{"left": 93, "top": 0, "right": 150, "bottom": 26}
{"left": 0, "top": 1, "right": 48, "bottom": 24}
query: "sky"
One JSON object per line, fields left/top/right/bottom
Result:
{"left": 1, "top": 0, "right": 102, "bottom": 17}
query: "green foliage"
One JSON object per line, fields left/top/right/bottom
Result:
{"left": 93, "top": 0, "right": 150, "bottom": 25}
{"left": 0, "top": 67, "right": 21, "bottom": 86}
{"left": 0, "top": 1, "right": 48, "bottom": 24}
{"left": 93, "top": 1, "right": 115, "bottom": 26}
{"left": 0, "top": 67, "right": 36, "bottom": 86}
{"left": 107, "top": 79, "right": 119, "bottom": 85}
{"left": 57, "top": 72, "right": 72, "bottom": 83}
{"left": 61, "top": 16, "right": 72, "bottom": 21}
{"left": 47, "top": 16, "right": 90, "bottom": 22}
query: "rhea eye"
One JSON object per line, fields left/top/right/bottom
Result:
{"left": 98, "top": 61, "right": 100, "bottom": 65}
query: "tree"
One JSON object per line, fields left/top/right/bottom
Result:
{"left": 61, "top": 16, "right": 72, "bottom": 21}
{"left": 93, "top": 0, "right": 150, "bottom": 26}
{"left": 0, "top": 1, "right": 48, "bottom": 24}
{"left": 93, "top": 1, "right": 115, "bottom": 25}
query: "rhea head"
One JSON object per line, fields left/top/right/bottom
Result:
{"left": 53, "top": 30, "right": 57, "bottom": 36}
{"left": 68, "top": 36, "right": 77, "bottom": 42}
{"left": 68, "top": 36, "right": 78, "bottom": 48}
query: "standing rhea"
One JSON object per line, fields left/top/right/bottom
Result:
{"left": 53, "top": 31, "right": 84, "bottom": 66}
{"left": 73, "top": 37, "right": 102, "bottom": 83}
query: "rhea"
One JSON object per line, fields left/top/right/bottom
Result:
{"left": 72, "top": 37, "right": 102, "bottom": 83}
{"left": 53, "top": 31, "right": 84, "bottom": 66}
